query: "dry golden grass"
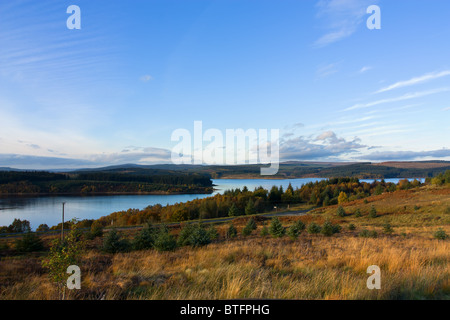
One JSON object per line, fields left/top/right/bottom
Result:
{"left": 1, "top": 231, "right": 448, "bottom": 300}
{"left": 0, "top": 186, "right": 449, "bottom": 300}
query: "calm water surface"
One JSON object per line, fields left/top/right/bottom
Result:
{"left": 0, "top": 178, "right": 423, "bottom": 229}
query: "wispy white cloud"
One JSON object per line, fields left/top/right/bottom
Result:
{"left": 140, "top": 75, "right": 154, "bottom": 82}
{"left": 359, "top": 66, "right": 372, "bottom": 73}
{"left": 316, "top": 62, "right": 341, "bottom": 78}
{"left": 314, "top": 0, "right": 376, "bottom": 47}
{"left": 357, "top": 148, "right": 450, "bottom": 161}
{"left": 0, "top": 147, "right": 173, "bottom": 170}
{"left": 375, "top": 70, "right": 450, "bottom": 94}
{"left": 344, "top": 87, "right": 450, "bottom": 111}
{"left": 442, "top": 107, "right": 450, "bottom": 111}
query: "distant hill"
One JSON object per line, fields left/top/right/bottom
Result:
{"left": 2, "top": 161, "right": 449, "bottom": 179}
{"left": 374, "top": 161, "right": 450, "bottom": 169}
{"left": 63, "top": 161, "right": 450, "bottom": 179}
{"left": 0, "top": 167, "right": 22, "bottom": 172}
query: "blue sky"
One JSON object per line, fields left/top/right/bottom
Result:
{"left": 0, "top": 0, "right": 449, "bottom": 169}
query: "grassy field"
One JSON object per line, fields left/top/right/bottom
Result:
{"left": 0, "top": 186, "right": 449, "bottom": 300}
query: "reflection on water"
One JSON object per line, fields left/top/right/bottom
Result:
{"left": 0, "top": 178, "right": 424, "bottom": 229}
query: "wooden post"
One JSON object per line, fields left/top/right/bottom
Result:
{"left": 61, "top": 202, "right": 65, "bottom": 241}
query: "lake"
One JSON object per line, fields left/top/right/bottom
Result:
{"left": 0, "top": 178, "right": 424, "bottom": 229}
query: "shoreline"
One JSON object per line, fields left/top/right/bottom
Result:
{"left": 0, "top": 190, "right": 214, "bottom": 197}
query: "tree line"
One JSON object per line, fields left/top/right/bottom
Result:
{"left": 96, "top": 177, "right": 423, "bottom": 227}
{"left": 0, "top": 171, "right": 213, "bottom": 195}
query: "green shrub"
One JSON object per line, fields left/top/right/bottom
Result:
{"left": 359, "top": 229, "right": 378, "bottom": 238}
{"left": 307, "top": 222, "right": 321, "bottom": 234}
{"left": 287, "top": 221, "right": 304, "bottom": 240}
{"left": 228, "top": 203, "right": 240, "bottom": 217}
{"left": 132, "top": 223, "right": 155, "bottom": 250}
{"left": 260, "top": 225, "right": 269, "bottom": 237}
{"left": 332, "top": 224, "right": 342, "bottom": 234}
{"left": 368, "top": 206, "right": 378, "bottom": 218}
{"left": 348, "top": 223, "right": 356, "bottom": 231}
{"left": 15, "top": 232, "right": 44, "bottom": 253}
{"left": 226, "top": 224, "right": 238, "bottom": 239}
{"left": 177, "top": 224, "right": 195, "bottom": 247}
{"left": 383, "top": 223, "right": 394, "bottom": 234}
{"left": 242, "top": 225, "right": 252, "bottom": 236}
{"left": 8, "top": 218, "right": 31, "bottom": 233}
{"left": 89, "top": 220, "right": 104, "bottom": 239}
{"left": 102, "top": 228, "right": 129, "bottom": 253}
{"left": 36, "top": 224, "right": 50, "bottom": 233}
{"left": 242, "top": 218, "right": 257, "bottom": 236}
{"left": 269, "top": 217, "right": 285, "bottom": 238}
{"left": 336, "top": 206, "right": 346, "bottom": 217}
{"left": 359, "top": 229, "right": 370, "bottom": 238}
{"left": 207, "top": 226, "right": 219, "bottom": 240}
{"left": 292, "top": 220, "right": 305, "bottom": 233}
{"left": 0, "top": 241, "right": 8, "bottom": 251}
{"left": 247, "top": 218, "right": 257, "bottom": 230}
{"left": 320, "top": 221, "right": 341, "bottom": 237}
{"left": 245, "top": 199, "right": 257, "bottom": 216}
{"left": 433, "top": 228, "right": 448, "bottom": 240}
{"left": 320, "top": 221, "right": 334, "bottom": 237}
{"left": 153, "top": 226, "right": 177, "bottom": 251}
{"left": 189, "top": 225, "right": 211, "bottom": 247}
{"left": 355, "top": 209, "right": 362, "bottom": 217}
{"left": 42, "top": 222, "right": 85, "bottom": 299}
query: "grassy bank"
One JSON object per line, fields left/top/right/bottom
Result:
{"left": 0, "top": 186, "right": 448, "bottom": 300}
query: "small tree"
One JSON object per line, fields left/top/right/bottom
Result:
{"left": 292, "top": 220, "right": 306, "bottom": 233}
{"left": 36, "top": 224, "right": 50, "bottom": 233}
{"left": 320, "top": 221, "right": 335, "bottom": 237}
{"left": 337, "top": 206, "right": 346, "bottom": 217}
{"left": 8, "top": 218, "right": 31, "bottom": 233}
{"left": 383, "top": 223, "right": 394, "bottom": 234}
{"left": 355, "top": 209, "right": 362, "bottom": 217}
{"left": 153, "top": 225, "right": 177, "bottom": 251}
{"left": 242, "top": 225, "right": 252, "bottom": 237}
{"left": 260, "top": 225, "right": 269, "bottom": 237}
{"left": 338, "top": 192, "right": 348, "bottom": 204}
{"left": 89, "top": 220, "right": 104, "bottom": 239}
{"left": 242, "top": 218, "right": 257, "bottom": 237}
{"left": 246, "top": 218, "right": 257, "bottom": 230}
{"left": 369, "top": 206, "right": 378, "bottom": 218}
{"left": 287, "top": 220, "right": 305, "bottom": 240}
{"left": 307, "top": 222, "right": 321, "bottom": 234}
{"left": 332, "top": 224, "right": 342, "bottom": 234}
{"left": 228, "top": 203, "right": 240, "bottom": 217}
{"left": 245, "top": 199, "right": 257, "bottom": 216}
{"left": 359, "top": 229, "right": 378, "bottom": 238}
{"left": 320, "top": 220, "right": 341, "bottom": 237}
{"left": 348, "top": 223, "right": 356, "bottom": 231}
{"left": 15, "top": 232, "right": 44, "bottom": 253}
{"left": 177, "top": 224, "right": 195, "bottom": 247}
{"left": 102, "top": 228, "right": 129, "bottom": 253}
{"left": 269, "top": 217, "right": 285, "bottom": 238}
{"left": 42, "top": 221, "right": 85, "bottom": 300}
{"left": 226, "top": 224, "right": 238, "bottom": 239}
{"left": 286, "top": 225, "right": 299, "bottom": 240}
{"left": 207, "top": 226, "right": 219, "bottom": 241}
{"left": 132, "top": 223, "right": 155, "bottom": 250}
{"left": 189, "top": 225, "right": 211, "bottom": 247}
{"left": 433, "top": 228, "right": 448, "bottom": 240}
